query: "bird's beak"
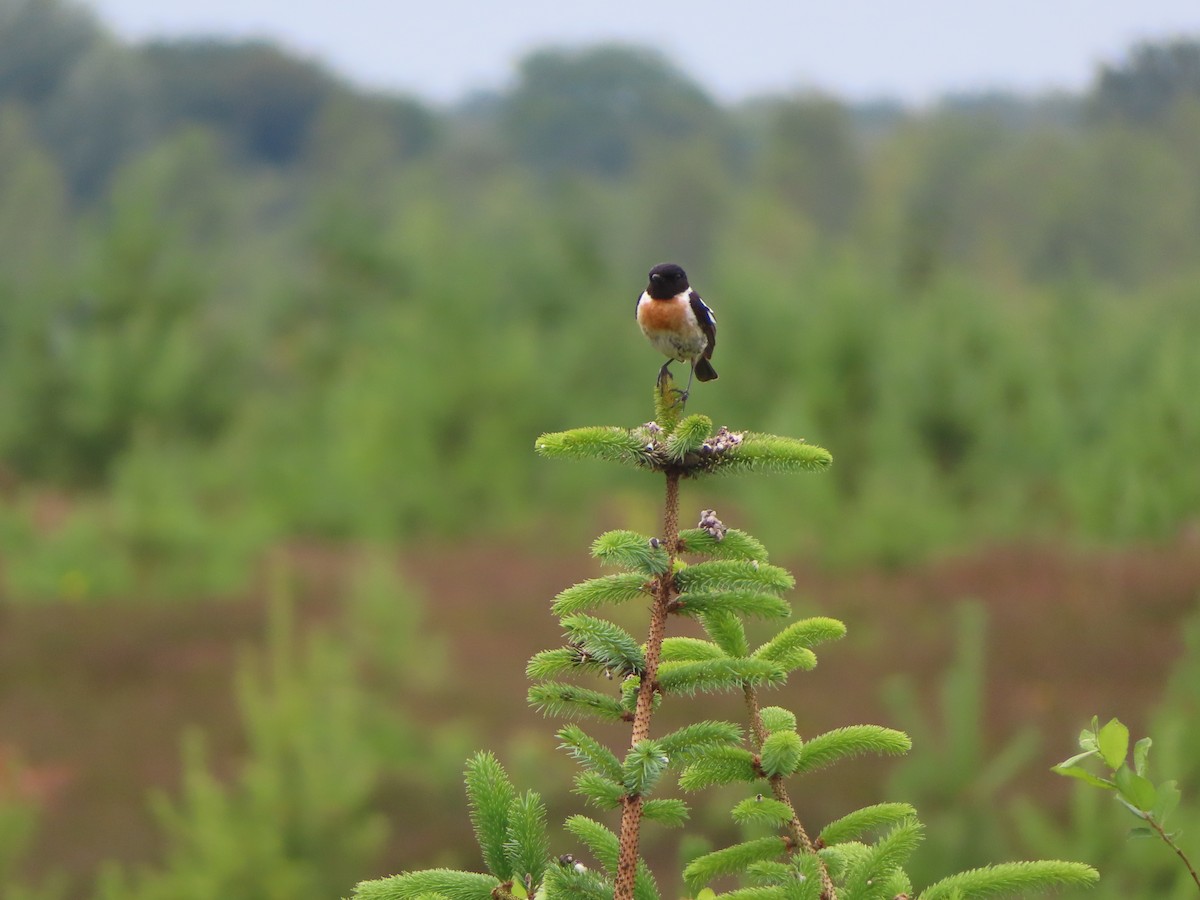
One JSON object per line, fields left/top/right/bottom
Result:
{"left": 650, "top": 273, "right": 662, "bottom": 284}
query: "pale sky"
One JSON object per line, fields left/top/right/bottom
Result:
{"left": 84, "top": 0, "right": 1200, "bottom": 105}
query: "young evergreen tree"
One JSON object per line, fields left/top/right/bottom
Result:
{"left": 353, "top": 375, "right": 1098, "bottom": 900}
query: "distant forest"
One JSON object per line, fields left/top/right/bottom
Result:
{"left": 3, "top": 0, "right": 1200, "bottom": 574}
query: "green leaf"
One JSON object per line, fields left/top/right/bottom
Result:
{"left": 700, "top": 610, "right": 749, "bottom": 657}
{"left": 464, "top": 753, "right": 515, "bottom": 880}
{"left": 917, "top": 860, "right": 1098, "bottom": 899}
{"left": 753, "top": 618, "right": 846, "bottom": 665}
{"left": 683, "top": 837, "right": 787, "bottom": 892}
{"left": 841, "top": 820, "right": 923, "bottom": 900}
{"left": 709, "top": 433, "right": 833, "bottom": 476}
{"left": 679, "top": 746, "right": 761, "bottom": 791}
{"left": 1078, "top": 719, "right": 1096, "bottom": 748}
{"left": 1128, "top": 826, "right": 1155, "bottom": 839}
{"left": 1097, "top": 718, "right": 1129, "bottom": 770}
{"left": 1114, "top": 765, "right": 1157, "bottom": 812}
{"left": 665, "top": 414, "right": 713, "bottom": 461}
{"left": 818, "top": 803, "right": 919, "bottom": 846}
{"left": 541, "top": 861, "right": 612, "bottom": 900}
{"left": 562, "top": 614, "right": 646, "bottom": 676}
{"left": 673, "top": 590, "right": 791, "bottom": 620}
{"left": 1133, "top": 736, "right": 1152, "bottom": 777}
{"left": 660, "top": 637, "right": 727, "bottom": 663}
{"left": 1051, "top": 763, "right": 1115, "bottom": 791}
{"left": 526, "top": 647, "right": 604, "bottom": 680}
{"left": 573, "top": 771, "right": 624, "bottom": 809}
{"left": 678, "top": 528, "right": 769, "bottom": 562}
{"left": 563, "top": 816, "right": 659, "bottom": 900}
{"left": 552, "top": 574, "right": 650, "bottom": 616}
{"left": 793, "top": 726, "right": 911, "bottom": 774}
{"left": 676, "top": 560, "right": 795, "bottom": 595}
{"left": 760, "top": 731, "right": 803, "bottom": 778}
{"left": 557, "top": 724, "right": 623, "bottom": 782}
{"left": 504, "top": 791, "right": 550, "bottom": 887}
{"left": 353, "top": 869, "right": 499, "bottom": 900}
{"left": 657, "top": 658, "right": 786, "bottom": 696}
{"left": 658, "top": 721, "right": 743, "bottom": 762}
{"left": 758, "top": 707, "right": 796, "bottom": 734}
{"left": 623, "top": 740, "right": 669, "bottom": 796}
{"left": 527, "top": 682, "right": 630, "bottom": 722}
{"left": 1153, "top": 779, "right": 1180, "bottom": 824}
{"left": 641, "top": 798, "right": 690, "bottom": 827}
{"left": 535, "top": 427, "right": 657, "bottom": 469}
{"left": 731, "top": 796, "right": 794, "bottom": 827}
{"left": 1052, "top": 749, "right": 1099, "bottom": 771}
{"left": 592, "top": 531, "right": 670, "bottom": 576}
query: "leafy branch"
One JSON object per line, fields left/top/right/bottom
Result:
{"left": 1053, "top": 715, "right": 1199, "bottom": 892}
{"left": 352, "top": 371, "right": 1098, "bottom": 900}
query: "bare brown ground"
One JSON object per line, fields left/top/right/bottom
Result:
{"left": 2, "top": 534, "right": 1199, "bottom": 889}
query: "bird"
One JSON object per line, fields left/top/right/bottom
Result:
{"left": 635, "top": 262, "right": 718, "bottom": 400}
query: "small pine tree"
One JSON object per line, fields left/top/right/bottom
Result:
{"left": 353, "top": 374, "right": 1098, "bottom": 900}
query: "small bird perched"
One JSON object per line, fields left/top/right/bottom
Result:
{"left": 635, "top": 262, "right": 717, "bottom": 399}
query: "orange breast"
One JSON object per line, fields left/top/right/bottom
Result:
{"left": 638, "top": 297, "right": 687, "bottom": 332}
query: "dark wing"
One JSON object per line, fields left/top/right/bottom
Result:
{"left": 635, "top": 290, "right": 645, "bottom": 317}
{"left": 689, "top": 291, "right": 717, "bottom": 358}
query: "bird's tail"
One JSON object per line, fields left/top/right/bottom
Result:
{"left": 694, "top": 358, "right": 718, "bottom": 382}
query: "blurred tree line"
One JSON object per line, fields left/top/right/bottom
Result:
{"left": 2, "top": 0, "right": 1200, "bottom": 589}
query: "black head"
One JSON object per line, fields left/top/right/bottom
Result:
{"left": 647, "top": 262, "right": 689, "bottom": 299}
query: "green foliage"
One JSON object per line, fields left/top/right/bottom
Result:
{"left": 661, "top": 637, "right": 728, "bottom": 663}
{"left": 656, "top": 657, "right": 787, "bottom": 696}
{"left": 1052, "top": 715, "right": 1197, "bottom": 888}
{"left": 4, "top": 26, "right": 1200, "bottom": 574}
{"left": 562, "top": 614, "right": 647, "bottom": 677}
{"left": 818, "top": 804, "right": 919, "bottom": 847}
{"left": 710, "top": 433, "right": 834, "bottom": 477}
{"left": 658, "top": 721, "right": 744, "bottom": 762}
{"left": 465, "top": 753, "right": 517, "bottom": 880}
{"left": 573, "top": 771, "right": 625, "bottom": 810}
{"left": 677, "top": 528, "right": 769, "bottom": 562}
{"left": 563, "top": 816, "right": 660, "bottom": 900}
{"left": 700, "top": 609, "right": 751, "bottom": 657}
{"left": 917, "top": 861, "right": 1100, "bottom": 899}
{"left": 674, "top": 560, "right": 795, "bottom": 595}
{"left": 752, "top": 618, "right": 847, "bottom": 667}
{"left": 731, "top": 797, "right": 795, "bottom": 828}
{"left": 672, "top": 590, "right": 791, "bottom": 620}
{"left": 504, "top": 791, "right": 550, "bottom": 888}
{"left": 351, "top": 424, "right": 1096, "bottom": 900}
{"left": 557, "top": 725, "right": 624, "bottom": 782}
{"left": 684, "top": 837, "right": 787, "bottom": 892}
{"left": 679, "top": 747, "right": 761, "bottom": 791}
{"left": 760, "top": 731, "right": 804, "bottom": 778}
{"left": 542, "top": 860, "right": 613, "bottom": 900}
{"left": 352, "top": 869, "right": 498, "bottom": 900}
{"left": 758, "top": 707, "right": 797, "bottom": 734}
{"left": 838, "top": 820, "right": 923, "bottom": 900}
{"left": 527, "top": 682, "right": 631, "bottom": 722}
{"left": 792, "top": 726, "right": 912, "bottom": 775}
{"left": 535, "top": 427, "right": 658, "bottom": 470}
{"left": 623, "top": 740, "right": 670, "bottom": 796}
{"left": 0, "top": 753, "right": 68, "bottom": 900}
{"left": 666, "top": 416, "right": 715, "bottom": 462}
{"left": 92, "top": 566, "right": 462, "bottom": 900}
{"left": 883, "top": 602, "right": 1041, "bottom": 883}
{"left": 641, "top": 799, "right": 690, "bottom": 828}
{"left": 551, "top": 574, "right": 651, "bottom": 617}
{"left": 592, "top": 530, "right": 671, "bottom": 576}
